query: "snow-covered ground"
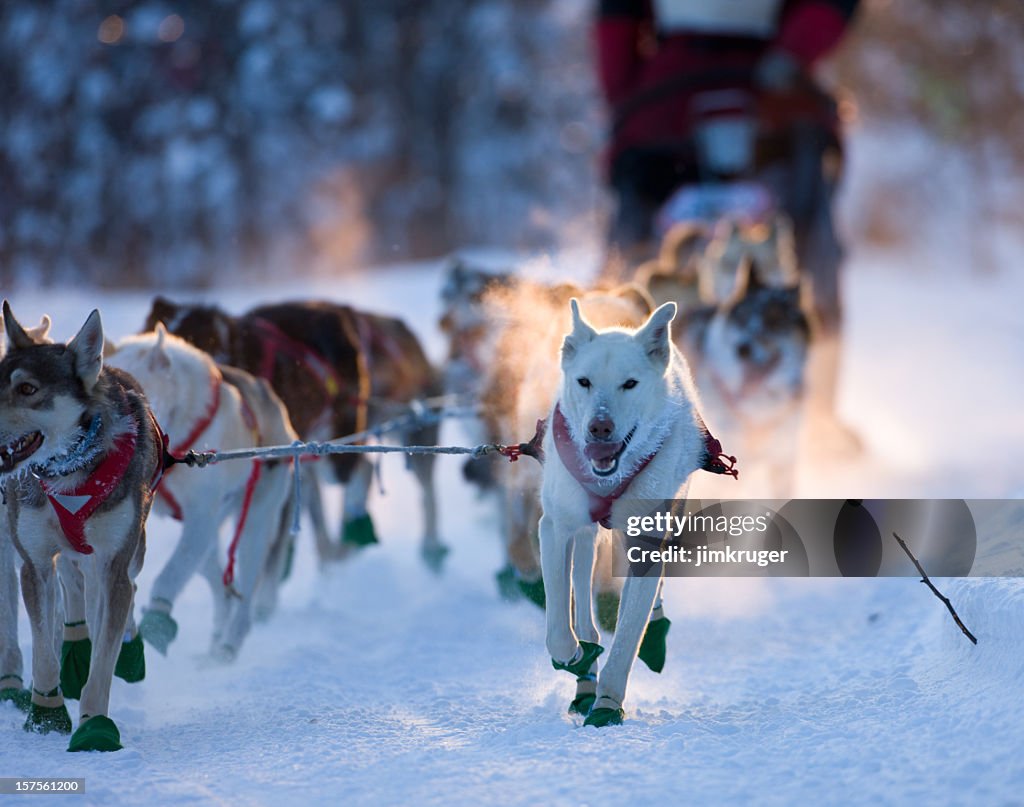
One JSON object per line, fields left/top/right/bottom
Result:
{"left": 2, "top": 243, "right": 1023, "bottom": 805}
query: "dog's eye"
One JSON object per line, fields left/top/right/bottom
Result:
{"left": 577, "top": 377, "right": 591, "bottom": 389}
{"left": 16, "top": 383, "right": 37, "bottom": 396}
{"left": 622, "top": 379, "right": 638, "bottom": 390}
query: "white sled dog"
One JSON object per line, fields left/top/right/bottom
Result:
{"left": 540, "top": 299, "right": 731, "bottom": 726}
{"left": 107, "top": 325, "right": 296, "bottom": 661}
{"left": 0, "top": 303, "right": 162, "bottom": 752}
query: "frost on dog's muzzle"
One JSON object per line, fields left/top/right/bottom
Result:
{"left": 0, "top": 431, "right": 44, "bottom": 472}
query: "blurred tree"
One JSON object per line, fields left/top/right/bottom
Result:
{"left": 0, "top": 0, "right": 1020, "bottom": 285}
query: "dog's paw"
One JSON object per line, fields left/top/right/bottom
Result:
{"left": 583, "top": 706, "right": 625, "bottom": 728}
{"left": 209, "top": 644, "right": 238, "bottom": 665}
{"left": 114, "top": 634, "right": 146, "bottom": 683}
{"left": 67, "top": 715, "right": 122, "bottom": 752}
{"left": 0, "top": 687, "right": 32, "bottom": 713}
{"left": 638, "top": 616, "right": 671, "bottom": 674}
{"left": 568, "top": 688, "right": 597, "bottom": 716}
{"left": 551, "top": 641, "right": 604, "bottom": 677}
{"left": 516, "top": 575, "right": 546, "bottom": 610}
{"left": 59, "top": 638, "right": 92, "bottom": 701}
{"left": 342, "top": 514, "right": 379, "bottom": 548}
{"left": 24, "top": 702, "right": 72, "bottom": 735}
{"left": 494, "top": 565, "right": 522, "bottom": 601}
{"left": 421, "top": 542, "right": 450, "bottom": 574}
{"left": 139, "top": 609, "right": 178, "bottom": 656}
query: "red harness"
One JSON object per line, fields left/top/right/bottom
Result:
{"left": 155, "top": 370, "right": 223, "bottom": 521}
{"left": 151, "top": 366, "right": 262, "bottom": 590}
{"left": 42, "top": 414, "right": 166, "bottom": 555}
{"left": 535, "top": 403, "right": 739, "bottom": 529}
{"left": 252, "top": 317, "right": 349, "bottom": 408}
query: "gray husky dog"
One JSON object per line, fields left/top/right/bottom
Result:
{"left": 678, "top": 259, "right": 811, "bottom": 497}
{"left": 0, "top": 303, "right": 162, "bottom": 752}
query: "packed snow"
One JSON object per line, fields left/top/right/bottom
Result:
{"left": 1, "top": 233, "right": 1022, "bottom": 804}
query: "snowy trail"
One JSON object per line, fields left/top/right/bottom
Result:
{"left": 2, "top": 253, "right": 1023, "bottom": 804}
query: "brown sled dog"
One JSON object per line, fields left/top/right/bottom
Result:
{"left": 144, "top": 298, "right": 445, "bottom": 566}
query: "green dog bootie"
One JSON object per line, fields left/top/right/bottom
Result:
{"left": 516, "top": 575, "right": 546, "bottom": 610}
{"left": 342, "top": 514, "right": 379, "bottom": 547}
{"left": 638, "top": 615, "right": 672, "bottom": 674}
{"left": 1, "top": 686, "right": 32, "bottom": 713}
{"left": 24, "top": 690, "right": 72, "bottom": 735}
{"left": 584, "top": 705, "right": 625, "bottom": 728}
{"left": 596, "top": 591, "right": 620, "bottom": 634}
{"left": 568, "top": 673, "right": 597, "bottom": 716}
{"left": 495, "top": 564, "right": 521, "bottom": 601}
{"left": 552, "top": 641, "right": 604, "bottom": 677}
{"left": 114, "top": 634, "right": 146, "bottom": 683}
{"left": 60, "top": 638, "right": 92, "bottom": 701}
{"left": 68, "top": 715, "right": 122, "bottom": 752}
{"left": 421, "top": 542, "right": 450, "bottom": 574}
{"left": 139, "top": 609, "right": 178, "bottom": 656}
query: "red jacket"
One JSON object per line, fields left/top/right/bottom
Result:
{"left": 597, "top": 0, "right": 858, "bottom": 160}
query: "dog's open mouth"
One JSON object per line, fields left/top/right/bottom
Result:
{"left": 0, "top": 432, "right": 44, "bottom": 473}
{"left": 584, "top": 426, "right": 636, "bottom": 477}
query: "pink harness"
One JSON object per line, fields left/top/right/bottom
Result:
{"left": 540, "top": 403, "right": 739, "bottom": 529}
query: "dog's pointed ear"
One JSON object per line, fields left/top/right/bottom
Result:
{"left": 2, "top": 301, "right": 36, "bottom": 352}
{"left": 635, "top": 301, "right": 677, "bottom": 368}
{"left": 561, "top": 298, "right": 597, "bottom": 364}
{"left": 67, "top": 309, "right": 105, "bottom": 392}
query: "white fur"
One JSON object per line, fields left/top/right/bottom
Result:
{"left": 107, "top": 327, "right": 296, "bottom": 660}
{"left": 539, "top": 300, "right": 708, "bottom": 716}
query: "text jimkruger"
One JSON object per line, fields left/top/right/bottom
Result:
{"left": 627, "top": 544, "right": 789, "bottom": 568}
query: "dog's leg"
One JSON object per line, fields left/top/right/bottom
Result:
{"left": 71, "top": 552, "right": 134, "bottom": 751}
{"left": 197, "top": 544, "right": 231, "bottom": 649}
{"left": 303, "top": 465, "right": 335, "bottom": 563}
{"left": 55, "top": 555, "right": 91, "bottom": 701}
{"left": 588, "top": 568, "right": 663, "bottom": 727}
{"left": 140, "top": 507, "right": 221, "bottom": 655}
{"left": 503, "top": 489, "right": 544, "bottom": 606}
{"left": 539, "top": 515, "right": 586, "bottom": 665}
{"left": 0, "top": 527, "right": 27, "bottom": 706}
{"left": 571, "top": 533, "right": 599, "bottom": 646}
{"left": 113, "top": 537, "right": 147, "bottom": 685}
{"left": 20, "top": 555, "right": 71, "bottom": 734}
{"left": 340, "top": 458, "right": 377, "bottom": 550}
{"left": 408, "top": 421, "right": 446, "bottom": 571}
{"left": 215, "top": 468, "right": 289, "bottom": 660}
{"left": 253, "top": 504, "right": 292, "bottom": 622}
{"left": 567, "top": 530, "right": 602, "bottom": 715}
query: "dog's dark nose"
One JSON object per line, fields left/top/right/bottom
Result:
{"left": 588, "top": 414, "right": 614, "bottom": 441}
{"left": 736, "top": 342, "right": 753, "bottom": 360}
